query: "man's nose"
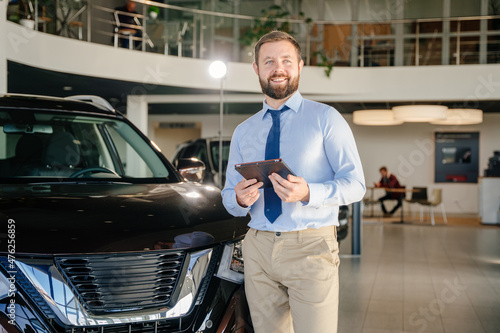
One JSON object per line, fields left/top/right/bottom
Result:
{"left": 273, "top": 64, "right": 285, "bottom": 74}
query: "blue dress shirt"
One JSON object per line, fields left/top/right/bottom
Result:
{"left": 222, "top": 92, "right": 366, "bottom": 232}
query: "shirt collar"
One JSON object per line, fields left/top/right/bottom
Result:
{"left": 260, "top": 91, "right": 302, "bottom": 119}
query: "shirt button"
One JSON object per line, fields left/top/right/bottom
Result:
{"left": 276, "top": 232, "right": 281, "bottom": 236}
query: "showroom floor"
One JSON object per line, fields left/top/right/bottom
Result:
{"left": 338, "top": 216, "right": 500, "bottom": 333}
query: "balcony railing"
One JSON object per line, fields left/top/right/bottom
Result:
{"left": 6, "top": 0, "right": 500, "bottom": 67}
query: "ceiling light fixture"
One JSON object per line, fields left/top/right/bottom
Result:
{"left": 430, "top": 108, "right": 483, "bottom": 125}
{"left": 353, "top": 109, "right": 403, "bottom": 126}
{"left": 393, "top": 105, "right": 448, "bottom": 122}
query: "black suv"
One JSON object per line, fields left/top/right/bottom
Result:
{"left": 0, "top": 94, "right": 252, "bottom": 333}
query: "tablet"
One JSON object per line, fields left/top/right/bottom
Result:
{"left": 235, "top": 158, "right": 296, "bottom": 188}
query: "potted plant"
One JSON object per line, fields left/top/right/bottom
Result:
{"left": 148, "top": 5, "right": 160, "bottom": 20}
{"left": 239, "top": 6, "right": 292, "bottom": 46}
{"left": 314, "top": 51, "right": 335, "bottom": 78}
{"left": 239, "top": 5, "right": 296, "bottom": 61}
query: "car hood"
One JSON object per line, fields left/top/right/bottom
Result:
{"left": 0, "top": 182, "right": 249, "bottom": 255}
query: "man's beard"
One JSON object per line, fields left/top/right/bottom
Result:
{"left": 259, "top": 74, "right": 299, "bottom": 100}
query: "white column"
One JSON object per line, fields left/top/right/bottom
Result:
{"left": 315, "top": 0, "right": 325, "bottom": 67}
{"left": 393, "top": 0, "right": 405, "bottom": 66}
{"left": 232, "top": 0, "right": 240, "bottom": 61}
{"left": 0, "top": 1, "right": 8, "bottom": 94}
{"left": 479, "top": 0, "right": 488, "bottom": 64}
{"left": 126, "top": 94, "right": 149, "bottom": 135}
{"left": 126, "top": 94, "right": 149, "bottom": 176}
{"left": 349, "top": 0, "right": 359, "bottom": 67}
{"left": 442, "top": 0, "right": 451, "bottom": 65}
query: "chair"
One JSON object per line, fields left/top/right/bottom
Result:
{"left": 36, "top": 4, "right": 52, "bottom": 32}
{"left": 417, "top": 188, "right": 447, "bottom": 226}
{"left": 113, "top": 10, "right": 138, "bottom": 49}
{"left": 113, "top": 10, "right": 154, "bottom": 50}
{"left": 114, "top": 27, "right": 135, "bottom": 49}
{"left": 404, "top": 187, "right": 428, "bottom": 217}
{"left": 69, "top": 21, "right": 84, "bottom": 40}
{"left": 362, "top": 196, "right": 380, "bottom": 217}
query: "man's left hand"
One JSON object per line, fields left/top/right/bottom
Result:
{"left": 268, "top": 173, "right": 310, "bottom": 203}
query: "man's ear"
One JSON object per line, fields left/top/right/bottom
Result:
{"left": 298, "top": 59, "right": 304, "bottom": 73}
{"left": 253, "top": 62, "right": 259, "bottom": 75}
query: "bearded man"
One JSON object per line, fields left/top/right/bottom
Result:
{"left": 222, "top": 31, "right": 366, "bottom": 333}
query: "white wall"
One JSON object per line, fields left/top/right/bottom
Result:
{"left": 153, "top": 125, "right": 201, "bottom": 160}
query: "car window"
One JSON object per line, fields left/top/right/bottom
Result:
{"left": 105, "top": 123, "right": 156, "bottom": 178}
{"left": 210, "top": 141, "right": 230, "bottom": 172}
{"left": 0, "top": 110, "right": 174, "bottom": 181}
{"left": 178, "top": 144, "right": 199, "bottom": 159}
{"left": 177, "top": 142, "right": 208, "bottom": 166}
{"left": 196, "top": 144, "right": 208, "bottom": 166}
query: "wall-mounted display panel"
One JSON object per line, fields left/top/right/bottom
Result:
{"left": 435, "top": 132, "right": 479, "bottom": 183}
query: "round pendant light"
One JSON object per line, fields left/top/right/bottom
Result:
{"left": 430, "top": 109, "right": 483, "bottom": 125}
{"left": 353, "top": 110, "right": 403, "bottom": 126}
{"left": 393, "top": 105, "right": 448, "bottom": 122}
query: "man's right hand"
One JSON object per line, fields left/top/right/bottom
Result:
{"left": 235, "top": 178, "right": 263, "bottom": 208}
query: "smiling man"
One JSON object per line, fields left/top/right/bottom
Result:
{"left": 222, "top": 31, "right": 366, "bottom": 333}
{"left": 255, "top": 39, "right": 301, "bottom": 104}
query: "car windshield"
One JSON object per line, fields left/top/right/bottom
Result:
{"left": 0, "top": 109, "right": 176, "bottom": 182}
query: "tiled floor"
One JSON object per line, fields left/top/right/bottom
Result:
{"left": 338, "top": 218, "right": 500, "bottom": 333}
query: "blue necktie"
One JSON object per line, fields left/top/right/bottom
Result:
{"left": 264, "top": 106, "right": 288, "bottom": 223}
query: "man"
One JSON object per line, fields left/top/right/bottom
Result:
{"left": 114, "top": 0, "right": 141, "bottom": 49}
{"left": 375, "top": 166, "right": 403, "bottom": 216}
{"left": 221, "top": 31, "right": 365, "bottom": 333}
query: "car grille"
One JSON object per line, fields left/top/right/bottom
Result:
{"left": 55, "top": 251, "right": 186, "bottom": 315}
{"left": 65, "top": 319, "right": 183, "bottom": 333}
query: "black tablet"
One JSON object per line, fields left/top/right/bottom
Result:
{"left": 235, "top": 158, "right": 296, "bottom": 188}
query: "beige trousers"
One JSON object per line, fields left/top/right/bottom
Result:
{"left": 242, "top": 226, "right": 340, "bottom": 333}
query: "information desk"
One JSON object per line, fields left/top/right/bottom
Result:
{"left": 479, "top": 177, "right": 500, "bottom": 224}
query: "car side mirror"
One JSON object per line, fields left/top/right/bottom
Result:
{"left": 177, "top": 158, "right": 206, "bottom": 182}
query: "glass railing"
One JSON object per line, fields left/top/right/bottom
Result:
{"left": 6, "top": 0, "right": 500, "bottom": 67}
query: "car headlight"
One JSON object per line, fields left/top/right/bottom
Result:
{"left": 215, "top": 240, "right": 244, "bottom": 284}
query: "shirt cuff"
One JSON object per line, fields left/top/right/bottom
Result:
{"left": 229, "top": 191, "right": 251, "bottom": 216}
{"left": 305, "top": 183, "right": 326, "bottom": 208}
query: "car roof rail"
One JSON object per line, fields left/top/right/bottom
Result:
{"left": 65, "top": 95, "right": 115, "bottom": 112}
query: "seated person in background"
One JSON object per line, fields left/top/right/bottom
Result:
{"left": 375, "top": 166, "right": 403, "bottom": 216}
{"left": 114, "top": 0, "right": 142, "bottom": 49}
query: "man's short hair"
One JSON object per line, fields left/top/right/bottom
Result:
{"left": 379, "top": 166, "right": 388, "bottom": 172}
{"left": 254, "top": 31, "right": 302, "bottom": 65}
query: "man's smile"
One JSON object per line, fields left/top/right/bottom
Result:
{"left": 270, "top": 76, "right": 288, "bottom": 84}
